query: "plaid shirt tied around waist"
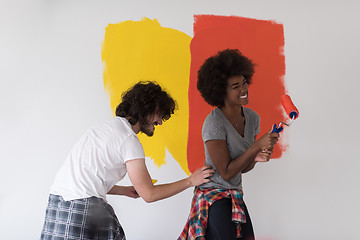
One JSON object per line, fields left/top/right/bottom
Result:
{"left": 178, "top": 187, "right": 246, "bottom": 240}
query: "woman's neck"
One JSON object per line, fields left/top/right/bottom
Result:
{"left": 219, "top": 104, "right": 243, "bottom": 119}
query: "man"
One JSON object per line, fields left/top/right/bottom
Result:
{"left": 40, "top": 81, "right": 214, "bottom": 240}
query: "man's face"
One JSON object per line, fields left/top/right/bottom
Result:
{"left": 140, "top": 112, "right": 163, "bottom": 137}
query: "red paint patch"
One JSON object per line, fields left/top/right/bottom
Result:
{"left": 187, "top": 15, "right": 286, "bottom": 173}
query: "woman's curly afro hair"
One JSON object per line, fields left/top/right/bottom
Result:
{"left": 197, "top": 49, "right": 255, "bottom": 107}
{"left": 115, "top": 81, "right": 177, "bottom": 125}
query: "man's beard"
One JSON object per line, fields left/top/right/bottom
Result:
{"left": 140, "top": 123, "right": 154, "bottom": 137}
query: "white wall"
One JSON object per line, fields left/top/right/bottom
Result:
{"left": 1, "top": 0, "right": 359, "bottom": 239}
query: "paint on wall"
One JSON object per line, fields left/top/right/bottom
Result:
{"left": 102, "top": 15, "right": 287, "bottom": 175}
{"left": 102, "top": 17, "right": 191, "bottom": 174}
{"left": 187, "top": 15, "right": 286, "bottom": 172}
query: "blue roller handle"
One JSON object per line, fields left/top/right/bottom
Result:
{"left": 272, "top": 123, "right": 283, "bottom": 133}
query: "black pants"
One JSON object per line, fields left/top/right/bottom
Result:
{"left": 205, "top": 198, "right": 255, "bottom": 240}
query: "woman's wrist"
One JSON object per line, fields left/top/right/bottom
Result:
{"left": 250, "top": 141, "right": 262, "bottom": 153}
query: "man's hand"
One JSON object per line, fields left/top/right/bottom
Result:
{"left": 188, "top": 165, "right": 215, "bottom": 186}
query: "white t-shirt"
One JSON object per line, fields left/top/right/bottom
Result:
{"left": 50, "top": 117, "right": 145, "bottom": 201}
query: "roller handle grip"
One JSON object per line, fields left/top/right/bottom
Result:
{"left": 272, "top": 123, "right": 283, "bottom": 133}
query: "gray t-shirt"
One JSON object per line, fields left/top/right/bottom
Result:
{"left": 201, "top": 107, "right": 260, "bottom": 190}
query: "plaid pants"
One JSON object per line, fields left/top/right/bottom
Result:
{"left": 40, "top": 194, "right": 125, "bottom": 240}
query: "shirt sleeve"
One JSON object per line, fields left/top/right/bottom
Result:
{"left": 120, "top": 134, "right": 145, "bottom": 163}
{"left": 254, "top": 112, "right": 260, "bottom": 135}
{"left": 202, "top": 114, "right": 226, "bottom": 142}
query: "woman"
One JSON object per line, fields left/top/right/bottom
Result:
{"left": 179, "top": 49, "right": 279, "bottom": 240}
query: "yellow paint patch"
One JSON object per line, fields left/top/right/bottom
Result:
{"left": 102, "top": 18, "right": 191, "bottom": 175}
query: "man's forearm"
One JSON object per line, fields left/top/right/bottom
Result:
{"left": 107, "top": 185, "right": 124, "bottom": 195}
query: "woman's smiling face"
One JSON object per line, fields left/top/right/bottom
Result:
{"left": 223, "top": 75, "right": 249, "bottom": 107}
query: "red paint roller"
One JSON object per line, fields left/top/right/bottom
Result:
{"left": 272, "top": 94, "right": 299, "bottom": 133}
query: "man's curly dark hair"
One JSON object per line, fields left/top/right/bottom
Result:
{"left": 115, "top": 81, "right": 177, "bottom": 125}
{"left": 197, "top": 49, "right": 255, "bottom": 107}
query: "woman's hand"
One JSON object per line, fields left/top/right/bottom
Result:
{"left": 188, "top": 165, "right": 215, "bottom": 186}
{"left": 255, "top": 148, "right": 273, "bottom": 162}
{"left": 255, "top": 127, "right": 280, "bottom": 151}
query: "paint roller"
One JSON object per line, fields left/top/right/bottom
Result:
{"left": 272, "top": 94, "right": 299, "bottom": 133}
